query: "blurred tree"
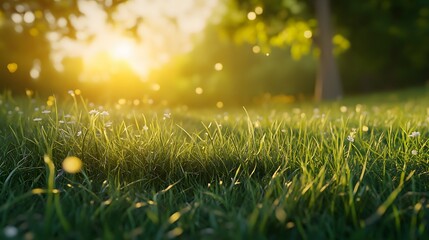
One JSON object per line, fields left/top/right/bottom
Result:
{"left": 0, "top": 0, "right": 81, "bottom": 94}
{"left": 0, "top": 0, "right": 219, "bottom": 102}
{"left": 222, "top": 0, "right": 344, "bottom": 101}
{"left": 333, "top": 0, "right": 429, "bottom": 92}
{"left": 148, "top": 24, "right": 316, "bottom": 107}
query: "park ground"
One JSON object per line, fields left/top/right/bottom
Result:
{"left": 1, "top": 87, "right": 429, "bottom": 239}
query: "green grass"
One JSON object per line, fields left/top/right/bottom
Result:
{"left": 1, "top": 87, "right": 429, "bottom": 239}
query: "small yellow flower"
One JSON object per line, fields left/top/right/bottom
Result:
{"left": 62, "top": 156, "right": 83, "bottom": 174}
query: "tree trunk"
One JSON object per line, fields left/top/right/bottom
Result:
{"left": 314, "top": 0, "right": 342, "bottom": 100}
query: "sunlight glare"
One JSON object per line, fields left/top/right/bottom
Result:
{"left": 111, "top": 40, "right": 133, "bottom": 60}
{"left": 49, "top": 0, "right": 220, "bottom": 81}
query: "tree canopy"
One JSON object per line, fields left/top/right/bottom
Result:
{"left": 0, "top": 0, "right": 428, "bottom": 105}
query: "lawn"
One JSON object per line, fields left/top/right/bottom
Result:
{"left": 1, "top": 88, "right": 429, "bottom": 239}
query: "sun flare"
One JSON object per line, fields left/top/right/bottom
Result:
{"left": 48, "top": 0, "right": 219, "bottom": 82}
{"left": 111, "top": 40, "right": 134, "bottom": 60}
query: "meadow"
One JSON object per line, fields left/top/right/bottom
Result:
{"left": 1, "top": 88, "right": 429, "bottom": 239}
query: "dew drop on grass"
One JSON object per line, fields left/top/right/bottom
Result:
{"left": 135, "top": 202, "right": 145, "bottom": 208}
{"left": 286, "top": 222, "right": 295, "bottom": 229}
{"left": 166, "top": 227, "right": 183, "bottom": 239}
{"left": 275, "top": 208, "right": 287, "bottom": 222}
{"left": 103, "top": 199, "right": 112, "bottom": 205}
{"left": 168, "top": 212, "right": 181, "bottom": 224}
{"left": 31, "top": 188, "right": 45, "bottom": 194}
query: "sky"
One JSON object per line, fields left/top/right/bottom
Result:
{"left": 49, "top": 0, "right": 220, "bottom": 81}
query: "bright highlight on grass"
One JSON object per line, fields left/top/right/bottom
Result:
{"left": 62, "top": 156, "right": 83, "bottom": 174}
{"left": 2, "top": 89, "right": 429, "bottom": 239}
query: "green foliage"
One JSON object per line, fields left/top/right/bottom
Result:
{"left": 333, "top": 0, "right": 429, "bottom": 92}
{"left": 221, "top": 0, "right": 350, "bottom": 59}
{"left": 1, "top": 88, "right": 429, "bottom": 238}
{"left": 0, "top": 0, "right": 428, "bottom": 104}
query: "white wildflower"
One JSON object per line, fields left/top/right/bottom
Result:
{"left": 77, "top": 131, "right": 82, "bottom": 137}
{"left": 42, "top": 110, "right": 51, "bottom": 114}
{"left": 104, "top": 122, "right": 112, "bottom": 128}
{"left": 33, "top": 118, "right": 42, "bottom": 122}
{"left": 347, "top": 135, "right": 355, "bottom": 142}
{"left": 412, "top": 150, "right": 418, "bottom": 155}
{"left": 143, "top": 125, "right": 149, "bottom": 131}
{"left": 89, "top": 109, "right": 99, "bottom": 115}
{"left": 3, "top": 225, "right": 18, "bottom": 238}
{"left": 409, "top": 131, "right": 420, "bottom": 137}
{"left": 100, "top": 111, "right": 109, "bottom": 116}
{"left": 163, "top": 112, "right": 171, "bottom": 119}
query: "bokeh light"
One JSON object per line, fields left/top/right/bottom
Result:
{"left": 62, "top": 156, "right": 83, "bottom": 174}
{"left": 195, "top": 87, "right": 203, "bottom": 95}
{"left": 304, "top": 30, "right": 312, "bottom": 39}
{"left": 252, "top": 45, "right": 261, "bottom": 54}
{"left": 214, "top": 63, "right": 223, "bottom": 71}
{"left": 247, "top": 11, "right": 257, "bottom": 21}
{"left": 7, "top": 63, "right": 18, "bottom": 73}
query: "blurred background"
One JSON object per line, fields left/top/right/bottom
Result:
{"left": 0, "top": 0, "right": 428, "bottom": 107}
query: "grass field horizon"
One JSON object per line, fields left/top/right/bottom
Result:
{"left": 1, "top": 86, "right": 429, "bottom": 239}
